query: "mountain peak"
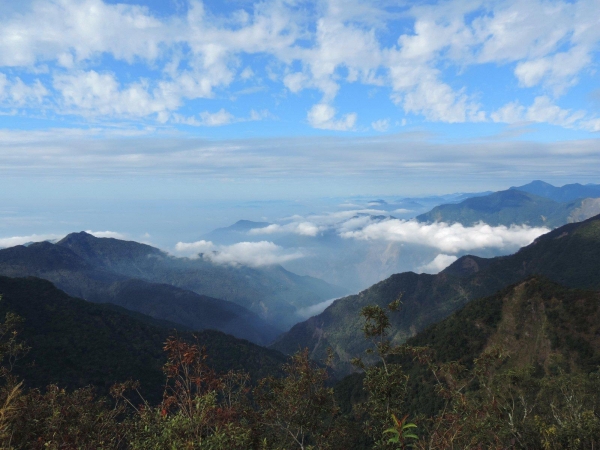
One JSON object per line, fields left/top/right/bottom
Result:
{"left": 57, "top": 231, "right": 96, "bottom": 245}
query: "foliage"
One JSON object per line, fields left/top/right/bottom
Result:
{"left": 3, "top": 271, "right": 600, "bottom": 448}
{"left": 255, "top": 348, "right": 348, "bottom": 450}
{"left": 120, "top": 337, "right": 253, "bottom": 449}
{"left": 351, "top": 297, "right": 418, "bottom": 449}
{"left": 383, "top": 414, "right": 418, "bottom": 449}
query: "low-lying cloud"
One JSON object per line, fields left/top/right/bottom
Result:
{"left": 340, "top": 219, "right": 549, "bottom": 254}
{"left": 174, "top": 240, "right": 303, "bottom": 268}
{"left": 249, "top": 222, "right": 322, "bottom": 237}
{"left": 0, "top": 233, "right": 64, "bottom": 248}
{"left": 295, "top": 297, "right": 341, "bottom": 320}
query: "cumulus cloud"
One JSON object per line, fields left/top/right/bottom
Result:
{"left": 341, "top": 219, "right": 549, "bottom": 254}
{"left": 307, "top": 103, "right": 356, "bottom": 131}
{"left": 0, "top": 74, "right": 48, "bottom": 107}
{"left": 371, "top": 119, "right": 389, "bottom": 132}
{"left": 0, "top": 233, "right": 64, "bottom": 248}
{"left": 1, "top": 0, "right": 599, "bottom": 129}
{"left": 492, "top": 96, "right": 587, "bottom": 129}
{"left": 174, "top": 239, "right": 302, "bottom": 267}
{"left": 418, "top": 254, "right": 458, "bottom": 274}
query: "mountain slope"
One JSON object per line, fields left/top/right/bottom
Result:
{"left": 0, "top": 276, "right": 287, "bottom": 402}
{"left": 0, "top": 241, "right": 280, "bottom": 345}
{"left": 56, "top": 232, "right": 346, "bottom": 328}
{"left": 416, "top": 189, "right": 585, "bottom": 227}
{"left": 335, "top": 276, "right": 600, "bottom": 417}
{"left": 273, "top": 214, "right": 600, "bottom": 374}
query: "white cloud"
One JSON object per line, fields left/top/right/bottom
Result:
{"left": 307, "top": 103, "right": 356, "bottom": 131}
{"left": 240, "top": 66, "right": 254, "bottom": 80}
{"left": 2, "top": 128, "right": 600, "bottom": 181}
{"left": 85, "top": 230, "right": 127, "bottom": 239}
{"left": 492, "top": 96, "right": 587, "bottom": 129}
{"left": 54, "top": 70, "right": 174, "bottom": 118}
{"left": 418, "top": 254, "right": 458, "bottom": 274}
{"left": 0, "top": 233, "right": 64, "bottom": 248}
{"left": 341, "top": 219, "right": 549, "bottom": 254}
{"left": 198, "top": 109, "right": 235, "bottom": 126}
{"left": 172, "top": 108, "right": 270, "bottom": 127}
{"left": 174, "top": 239, "right": 302, "bottom": 267}
{"left": 249, "top": 221, "right": 322, "bottom": 237}
{"left": 0, "top": 74, "right": 48, "bottom": 106}
{"left": 372, "top": 119, "right": 389, "bottom": 132}
{"left": 1, "top": 0, "right": 600, "bottom": 128}
{"left": 296, "top": 297, "right": 340, "bottom": 319}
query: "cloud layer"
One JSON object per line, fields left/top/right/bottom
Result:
{"left": 174, "top": 239, "right": 303, "bottom": 267}
{"left": 341, "top": 219, "right": 549, "bottom": 253}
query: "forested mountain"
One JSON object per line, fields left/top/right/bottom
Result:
{"left": 416, "top": 188, "right": 600, "bottom": 227}
{"left": 0, "top": 276, "right": 287, "bottom": 402}
{"left": 0, "top": 239, "right": 280, "bottom": 344}
{"left": 0, "top": 232, "right": 345, "bottom": 335}
{"left": 336, "top": 276, "right": 600, "bottom": 418}
{"left": 273, "top": 214, "right": 600, "bottom": 374}
{"left": 57, "top": 231, "right": 346, "bottom": 329}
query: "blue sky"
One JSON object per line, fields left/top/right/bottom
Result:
{"left": 0, "top": 0, "right": 599, "bottom": 240}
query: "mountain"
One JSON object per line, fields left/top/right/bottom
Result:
{"left": 512, "top": 180, "right": 600, "bottom": 203}
{"left": 335, "top": 276, "right": 600, "bottom": 417}
{"left": 272, "top": 214, "right": 600, "bottom": 374}
{"left": 0, "top": 276, "right": 287, "bottom": 402}
{"left": 416, "top": 189, "right": 600, "bottom": 227}
{"left": 55, "top": 231, "right": 346, "bottom": 329}
{"left": 0, "top": 240, "right": 280, "bottom": 345}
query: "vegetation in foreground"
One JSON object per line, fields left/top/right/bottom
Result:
{"left": 1, "top": 279, "right": 600, "bottom": 449}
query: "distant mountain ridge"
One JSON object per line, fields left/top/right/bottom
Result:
{"left": 512, "top": 180, "right": 600, "bottom": 202}
{"left": 417, "top": 181, "right": 600, "bottom": 227}
{"left": 273, "top": 214, "right": 600, "bottom": 374}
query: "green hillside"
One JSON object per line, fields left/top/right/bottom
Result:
{"left": 273, "top": 214, "right": 600, "bottom": 374}
{"left": 0, "top": 276, "right": 286, "bottom": 402}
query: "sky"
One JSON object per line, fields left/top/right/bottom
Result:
{"left": 0, "top": 0, "right": 599, "bottom": 245}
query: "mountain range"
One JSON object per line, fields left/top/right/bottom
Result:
{"left": 417, "top": 181, "right": 600, "bottom": 227}
{"left": 0, "top": 232, "right": 346, "bottom": 342}
{"left": 273, "top": 213, "right": 600, "bottom": 374}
